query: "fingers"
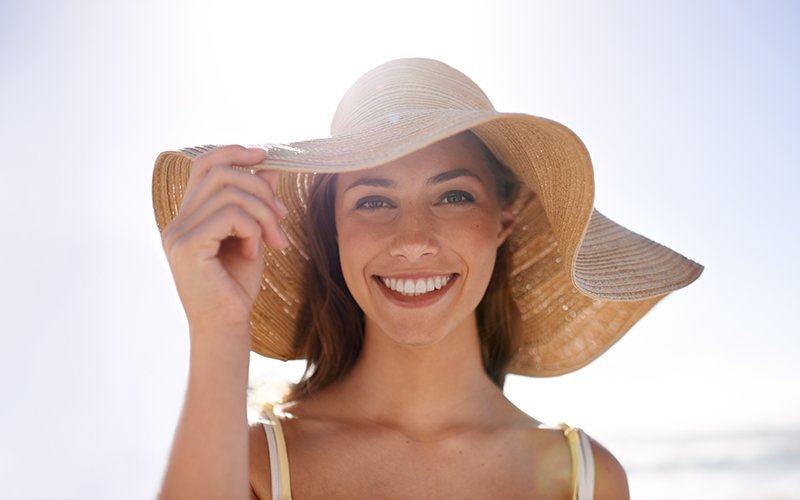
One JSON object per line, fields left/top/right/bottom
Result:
{"left": 172, "top": 184, "right": 289, "bottom": 253}
{"left": 170, "top": 145, "right": 289, "bottom": 252}
{"left": 184, "top": 145, "right": 267, "bottom": 197}
{"left": 255, "top": 169, "right": 282, "bottom": 201}
{"left": 181, "top": 163, "right": 288, "bottom": 226}
{"left": 167, "top": 204, "right": 266, "bottom": 265}
{"left": 161, "top": 146, "right": 287, "bottom": 327}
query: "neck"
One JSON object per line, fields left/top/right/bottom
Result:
{"left": 316, "top": 312, "right": 507, "bottom": 439}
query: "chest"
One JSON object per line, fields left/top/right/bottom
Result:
{"left": 266, "top": 422, "right": 571, "bottom": 500}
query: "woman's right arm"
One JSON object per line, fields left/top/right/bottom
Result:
{"left": 157, "top": 145, "right": 287, "bottom": 499}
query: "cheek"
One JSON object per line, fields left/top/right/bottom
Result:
{"left": 335, "top": 215, "right": 378, "bottom": 291}
{"left": 460, "top": 215, "right": 503, "bottom": 289}
{"left": 338, "top": 233, "right": 364, "bottom": 276}
{"left": 459, "top": 215, "right": 500, "bottom": 256}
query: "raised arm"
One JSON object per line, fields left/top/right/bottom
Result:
{"left": 157, "top": 145, "right": 287, "bottom": 499}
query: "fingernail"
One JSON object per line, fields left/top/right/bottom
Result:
{"left": 275, "top": 197, "right": 288, "bottom": 215}
{"left": 279, "top": 228, "right": 289, "bottom": 247}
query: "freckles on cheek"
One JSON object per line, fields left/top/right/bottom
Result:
{"left": 338, "top": 220, "right": 374, "bottom": 281}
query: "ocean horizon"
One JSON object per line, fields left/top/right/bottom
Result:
{"left": 606, "top": 428, "right": 800, "bottom": 499}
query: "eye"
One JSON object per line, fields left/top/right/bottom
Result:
{"left": 438, "top": 191, "right": 475, "bottom": 205}
{"left": 355, "top": 197, "right": 394, "bottom": 211}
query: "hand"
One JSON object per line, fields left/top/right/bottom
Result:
{"left": 160, "top": 145, "right": 289, "bottom": 338}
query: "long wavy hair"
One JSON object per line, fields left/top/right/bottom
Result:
{"left": 288, "top": 132, "right": 521, "bottom": 401}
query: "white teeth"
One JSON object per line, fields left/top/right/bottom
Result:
{"left": 379, "top": 275, "right": 453, "bottom": 296}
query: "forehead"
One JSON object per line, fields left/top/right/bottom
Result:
{"left": 336, "top": 131, "right": 493, "bottom": 189}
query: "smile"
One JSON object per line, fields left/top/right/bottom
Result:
{"left": 376, "top": 274, "right": 455, "bottom": 296}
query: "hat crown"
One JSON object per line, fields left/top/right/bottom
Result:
{"left": 331, "top": 58, "right": 495, "bottom": 135}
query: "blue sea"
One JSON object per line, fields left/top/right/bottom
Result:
{"left": 606, "top": 429, "right": 800, "bottom": 499}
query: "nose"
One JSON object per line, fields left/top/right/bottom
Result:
{"left": 389, "top": 207, "right": 438, "bottom": 262}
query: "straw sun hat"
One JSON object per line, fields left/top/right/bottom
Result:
{"left": 152, "top": 58, "right": 702, "bottom": 377}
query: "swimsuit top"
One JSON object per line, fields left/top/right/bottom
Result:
{"left": 259, "top": 405, "right": 595, "bottom": 500}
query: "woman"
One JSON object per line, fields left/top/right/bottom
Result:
{"left": 152, "top": 59, "right": 702, "bottom": 499}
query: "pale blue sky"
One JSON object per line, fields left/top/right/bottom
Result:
{"left": 1, "top": 1, "right": 798, "bottom": 498}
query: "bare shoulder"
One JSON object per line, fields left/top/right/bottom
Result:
{"left": 248, "top": 423, "right": 272, "bottom": 500}
{"left": 587, "top": 435, "right": 630, "bottom": 500}
{"left": 517, "top": 421, "right": 629, "bottom": 500}
{"left": 509, "top": 421, "right": 574, "bottom": 498}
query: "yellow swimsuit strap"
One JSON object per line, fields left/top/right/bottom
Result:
{"left": 260, "top": 411, "right": 592, "bottom": 500}
{"left": 558, "top": 423, "right": 595, "bottom": 500}
{"left": 261, "top": 404, "right": 293, "bottom": 500}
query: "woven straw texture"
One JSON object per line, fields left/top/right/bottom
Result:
{"left": 152, "top": 59, "right": 702, "bottom": 377}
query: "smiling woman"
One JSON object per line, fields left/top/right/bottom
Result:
{"left": 151, "top": 58, "right": 702, "bottom": 499}
{"left": 336, "top": 134, "right": 513, "bottom": 346}
{"left": 288, "top": 132, "right": 518, "bottom": 400}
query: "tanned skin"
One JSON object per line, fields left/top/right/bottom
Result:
{"left": 159, "top": 135, "right": 630, "bottom": 499}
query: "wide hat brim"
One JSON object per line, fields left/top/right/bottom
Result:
{"left": 152, "top": 59, "right": 702, "bottom": 376}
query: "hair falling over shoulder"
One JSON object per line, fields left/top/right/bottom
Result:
{"left": 287, "top": 138, "right": 522, "bottom": 401}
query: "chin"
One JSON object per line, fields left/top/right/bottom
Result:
{"left": 363, "top": 308, "right": 479, "bottom": 351}
{"left": 371, "top": 314, "right": 466, "bottom": 349}
{"left": 382, "top": 325, "right": 445, "bottom": 348}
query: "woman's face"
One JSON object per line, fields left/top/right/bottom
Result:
{"left": 334, "top": 132, "right": 516, "bottom": 347}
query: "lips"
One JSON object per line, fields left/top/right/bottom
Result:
{"left": 376, "top": 274, "right": 455, "bottom": 296}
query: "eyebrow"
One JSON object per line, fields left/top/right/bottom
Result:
{"left": 426, "top": 168, "right": 483, "bottom": 186}
{"left": 344, "top": 177, "right": 397, "bottom": 192}
{"left": 344, "top": 168, "right": 483, "bottom": 192}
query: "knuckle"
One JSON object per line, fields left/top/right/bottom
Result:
{"left": 193, "top": 145, "right": 244, "bottom": 170}
{"left": 222, "top": 204, "right": 244, "bottom": 219}
{"left": 220, "top": 184, "right": 243, "bottom": 199}
{"left": 161, "top": 223, "right": 177, "bottom": 248}
{"left": 191, "top": 151, "right": 215, "bottom": 171}
{"left": 167, "top": 234, "right": 191, "bottom": 262}
{"left": 208, "top": 163, "right": 233, "bottom": 178}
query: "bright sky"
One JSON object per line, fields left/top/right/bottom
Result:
{"left": 1, "top": 1, "right": 798, "bottom": 498}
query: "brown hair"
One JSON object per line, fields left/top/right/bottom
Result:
{"left": 288, "top": 134, "right": 521, "bottom": 401}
